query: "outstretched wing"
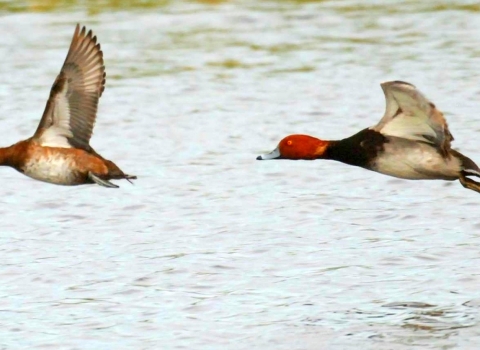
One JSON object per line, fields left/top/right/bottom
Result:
{"left": 370, "top": 81, "right": 453, "bottom": 154}
{"left": 33, "top": 24, "right": 106, "bottom": 151}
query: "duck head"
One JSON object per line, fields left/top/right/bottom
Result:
{"left": 257, "top": 135, "right": 329, "bottom": 160}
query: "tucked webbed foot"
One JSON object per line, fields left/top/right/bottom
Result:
{"left": 459, "top": 172, "right": 480, "bottom": 193}
{"left": 124, "top": 174, "right": 137, "bottom": 185}
{"left": 88, "top": 172, "right": 119, "bottom": 188}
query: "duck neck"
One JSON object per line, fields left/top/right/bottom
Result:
{"left": 0, "top": 147, "right": 12, "bottom": 166}
{"left": 322, "top": 128, "right": 386, "bottom": 168}
{"left": 0, "top": 143, "right": 24, "bottom": 168}
{"left": 322, "top": 140, "right": 364, "bottom": 166}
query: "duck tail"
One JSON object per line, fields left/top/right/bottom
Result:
{"left": 102, "top": 159, "right": 137, "bottom": 184}
{"left": 450, "top": 150, "right": 480, "bottom": 193}
{"left": 463, "top": 167, "right": 480, "bottom": 178}
{"left": 451, "top": 150, "right": 480, "bottom": 178}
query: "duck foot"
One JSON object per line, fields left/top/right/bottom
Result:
{"left": 124, "top": 174, "right": 137, "bottom": 185}
{"left": 459, "top": 172, "right": 480, "bottom": 193}
{"left": 88, "top": 172, "right": 119, "bottom": 188}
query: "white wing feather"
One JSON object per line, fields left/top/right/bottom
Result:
{"left": 371, "top": 81, "right": 452, "bottom": 151}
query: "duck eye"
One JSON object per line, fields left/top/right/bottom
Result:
{"left": 287, "top": 140, "right": 293, "bottom": 146}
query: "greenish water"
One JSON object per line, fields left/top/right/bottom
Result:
{"left": 1, "top": 1, "right": 480, "bottom": 349}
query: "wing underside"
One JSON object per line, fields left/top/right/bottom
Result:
{"left": 34, "top": 24, "right": 106, "bottom": 151}
{"left": 371, "top": 81, "right": 453, "bottom": 155}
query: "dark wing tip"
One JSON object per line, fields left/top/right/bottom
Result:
{"left": 391, "top": 80, "right": 415, "bottom": 87}
{"left": 100, "top": 72, "right": 106, "bottom": 96}
{"left": 381, "top": 80, "right": 416, "bottom": 90}
{"left": 60, "top": 24, "right": 106, "bottom": 147}
{"left": 86, "top": 29, "right": 94, "bottom": 43}
{"left": 66, "top": 24, "right": 106, "bottom": 88}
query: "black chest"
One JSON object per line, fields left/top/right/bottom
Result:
{"left": 325, "top": 128, "right": 387, "bottom": 168}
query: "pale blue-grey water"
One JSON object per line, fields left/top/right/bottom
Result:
{"left": 1, "top": 1, "right": 480, "bottom": 349}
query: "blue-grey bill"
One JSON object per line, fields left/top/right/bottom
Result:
{"left": 257, "top": 147, "right": 280, "bottom": 160}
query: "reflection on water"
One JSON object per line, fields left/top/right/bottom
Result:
{"left": 1, "top": 0, "right": 480, "bottom": 349}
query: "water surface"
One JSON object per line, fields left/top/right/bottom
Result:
{"left": 1, "top": 1, "right": 480, "bottom": 349}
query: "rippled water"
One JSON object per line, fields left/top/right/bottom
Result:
{"left": 1, "top": 1, "right": 480, "bottom": 349}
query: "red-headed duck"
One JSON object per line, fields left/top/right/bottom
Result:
{"left": 257, "top": 81, "right": 480, "bottom": 193}
{"left": 1, "top": 24, "right": 136, "bottom": 188}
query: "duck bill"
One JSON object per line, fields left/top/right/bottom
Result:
{"left": 257, "top": 147, "right": 282, "bottom": 160}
